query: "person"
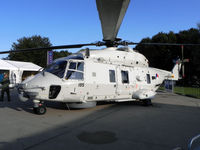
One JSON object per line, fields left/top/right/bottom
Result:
{"left": 0, "top": 73, "right": 3, "bottom": 82}
{"left": 0, "top": 73, "right": 10, "bottom": 101}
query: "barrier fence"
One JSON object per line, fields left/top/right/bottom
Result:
{"left": 161, "top": 80, "right": 200, "bottom": 99}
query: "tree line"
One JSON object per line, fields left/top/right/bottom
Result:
{"left": 7, "top": 26, "right": 200, "bottom": 86}
{"left": 8, "top": 35, "right": 71, "bottom": 68}
{"left": 136, "top": 27, "right": 200, "bottom": 86}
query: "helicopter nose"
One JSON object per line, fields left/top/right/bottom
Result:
{"left": 18, "top": 72, "right": 63, "bottom": 101}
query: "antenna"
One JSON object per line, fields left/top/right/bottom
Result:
{"left": 181, "top": 45, "right": 185, "bottom": 78}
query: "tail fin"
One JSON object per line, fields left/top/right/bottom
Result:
{"left": 171, "top": 60, "right": 182, "bottom": 80}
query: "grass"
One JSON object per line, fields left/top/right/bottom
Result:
{"left": 159, "top": 86, "right": 200, "bottom": 99}
{"left": 174, "top": 87, "right": 200, "bottom": 99}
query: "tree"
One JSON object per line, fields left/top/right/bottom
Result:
{"left": 136, "top": 32, "right": 177, "bottom": 70}
{"left": 9, "top": 35, "right": 52, "bottom": 67}
{"left": 136, "top": 28, "right": 200, "bottom": 86}
{"left": 53, "top": 50, "right": 72, "bottom": 60}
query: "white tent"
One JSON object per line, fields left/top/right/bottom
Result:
{"left": 5, "top": 60, "right": 42, "bottom": 71}
{"left": 0, "top": 59, "right": 42, "bottom": 87}
{"left": 0, "top": 59, "right": 18, "bottom": 70}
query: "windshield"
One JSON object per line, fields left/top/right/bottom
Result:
{"left": 45, "top": 60, "right": 67, "bottom": 78}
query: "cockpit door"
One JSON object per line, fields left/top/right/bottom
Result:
{"left": 63, "top": 60, "right": 85, "bottom": 101}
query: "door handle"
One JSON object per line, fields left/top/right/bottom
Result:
{"left": 70, "top": 92, "right": 76, "bottom": 95}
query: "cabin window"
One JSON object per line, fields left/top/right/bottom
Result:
{"left": 147, "top": 74, "right": 151, "bottom": 84}
{"left": 66, "top": 61, "right": 84, "bottom": 80}
{"left": 121, "top": 71, "right": 129, "bottom": 84}
{"left": 109, "top": 70, "right": 116, "bottom": 83}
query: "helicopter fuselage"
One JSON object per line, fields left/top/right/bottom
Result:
{"left": 18, "top": 47, "right": 179, "bottom": 114}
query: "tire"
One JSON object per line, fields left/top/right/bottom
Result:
{"left": 142, "top": 99, "right": 152, "bottom": 106}
{"left": 36, "top": 106, "right": 46, "bottom": 115}
{"left": 33, "top": 107, "right": 37, "bottom": 114}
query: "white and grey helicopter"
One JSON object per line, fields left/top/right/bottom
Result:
{"left": 0, "top": 0, "right": 199, "bottom": 115}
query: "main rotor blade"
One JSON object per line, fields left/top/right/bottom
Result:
{"left": 125, "top": 42, "right": 200, "bottom": 46}
{"left": 0, "top": 43, "right": 96, "bottom": 54}
{"left": 96, "top": 0, "right": 130, "bottom": 41}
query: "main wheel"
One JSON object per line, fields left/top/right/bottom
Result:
{"left": 142, "top": 99, "right": 152, "bottom": 106}
{"left": 36, "top": 106, "right": 46, "bottom": 115}
{"left": 33, "top": 107, "right": 37, "bottom": 114}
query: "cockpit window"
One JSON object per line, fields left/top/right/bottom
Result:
{"left": 77, "top": 62, "right": 84, "bottom": 71}
{"left": 66, "top": 61, "right": 84, "bottom": 80}
{"left": 69, "top": 62, "right": 76, "bottom": 70}
{"left": 66, "top": 71, "right": 83, "bottom": 80}
{"left": 45, "top": 60, "right": 67, "bottom": 78}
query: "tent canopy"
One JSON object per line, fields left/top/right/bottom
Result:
{"left": 0, "top": 59, "right": 18, "bottom": 70}
{"left": 0, "top": 60, "right": 42, "bottom": 86}
{"left": 4, "top": 60, "right": 42, "bottom": 71}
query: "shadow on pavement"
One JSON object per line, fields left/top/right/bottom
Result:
{"left": 0, "top": 96, "right": 200, "bottom": 150}
{"left": 0, "top": 89, "right": 35, "bottom": 114}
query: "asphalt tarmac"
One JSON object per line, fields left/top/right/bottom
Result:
{"left": 0, "top": 89, "right": 200, "bottom": 150}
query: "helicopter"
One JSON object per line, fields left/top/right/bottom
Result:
{"left": 0, "top": 0, "right": 200, "bottom": 115}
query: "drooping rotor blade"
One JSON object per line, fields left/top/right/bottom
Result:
{"left": 138, "top": 43, "right": 200, "bottom": 46}
{"left": 121, "top": 41, "right": 200, "bottom": 46}
{"left": 96, "top": 0, "right": 130, "bottom": 42}
{"left": 0, "top": 43, "right": 97, "bottom": 54}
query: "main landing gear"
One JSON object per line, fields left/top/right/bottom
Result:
{"left": 141, "top": 99, "right": 152, "bottom": 106}
{"left": 33, "top": 100, "right": 46, "bottom": 115}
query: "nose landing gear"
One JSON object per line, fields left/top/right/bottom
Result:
{"left": 33, "top": 100, "right": 46, "bottom": 115}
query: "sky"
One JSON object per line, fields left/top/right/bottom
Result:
{"left": 0, "top": 0, "right": 199, "bottom": 58}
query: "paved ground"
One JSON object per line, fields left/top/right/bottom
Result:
{"left": 0, "top": 89, "right": 200, "bottom": 150}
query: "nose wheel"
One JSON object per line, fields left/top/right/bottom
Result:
{"left": 34, "top": 105, "right": 46, "bottom": 115}
{"left": 33, "top": 100, "right": 46, "bottom": 115}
